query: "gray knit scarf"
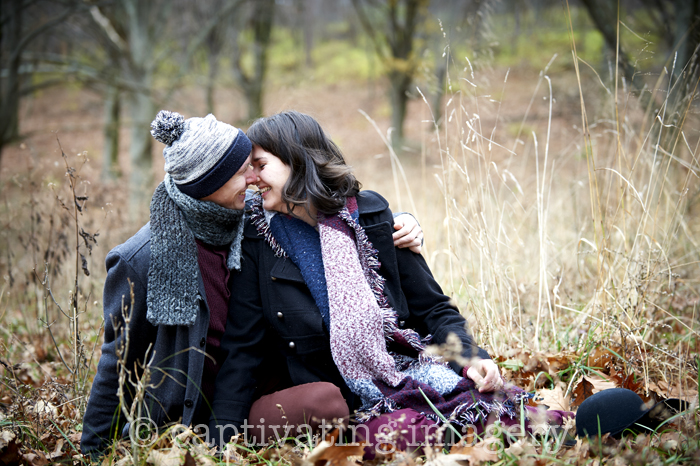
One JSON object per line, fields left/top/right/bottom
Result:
{"left": 146, "top": 174, "right": 245, "bottom": 326}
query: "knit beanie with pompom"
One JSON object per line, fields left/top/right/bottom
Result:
{"left": 150, "top": 110, "right": 252, "bottom": 199}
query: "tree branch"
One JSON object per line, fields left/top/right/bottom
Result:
{"left": 10, "top": 3, "right": 85, "bottom": 64}
{"left": 350, "top": 0, "right": 389, "bottom": 64}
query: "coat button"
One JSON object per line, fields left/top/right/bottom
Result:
{"left": 271, "top": 276, "right": 277, "bottom": 281}
{"left": 288, "top": 341, "right": 295, "bottom": 349}
{"left": 399, "top": 321, "right": 405, "bottom": 327}
{"left": 200, "top": 337, "right": 206, "bottom": 347}
{"left": 277, "top": 312, "right": 284, "bottom": 319}
{"left": 184, "top": 399, "right": 194, "bottom": 408}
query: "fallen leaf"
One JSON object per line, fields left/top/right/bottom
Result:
{"left": 571, "top": 377, "right": 595, "bottom": 407}
{"left": 586, "top": 374, "right": 618, "bottom": 393}
{"left": 608, "top": 366, "right": 645, "bottom": 396}
{"left": 659, "top": 432, "right": 680, "bottom": 452}
{"left": 448, "top": 440, "right": 499, "bottom": 464}
{"left": 423, "top": 453, "right": 472, "bottom": 466}
{"left": 68, "top": 432, "right": 82, "bottom": 445}
{"left": 48, "top": 438, "right": 65, "bottom": 460}
{"left": 21, "top": 450, "right": 49, "bottom": 466}
{"left": 503, "top": 438, "right": 537, "bottom": 456}
{"left": 306, "top": 439, "right": 365, "bottom": 466}
{"left": 148, "top": 448, "right": 186, "bottom": 466}
{"left": 0, "top": 439, "right": 21, "bottom": 465}
{"left": 536, "top": 384, "right": 570, "bottom": 411}
{"left": 587, "top": 347, "right": 615, "bottom": 370}
{"left": 547, "top": 354, "right": 573, "bottom": 374}
{"left": 114, "top": 453, "right": 136, "bottom": 466}
{"left": 0, "top": 429, "right": 16, "bottom": 448}
{"left": 32, "top": 400, "right": 58, "bottom": 417}
{"left": 182, "top": 450, "right": 196, "bottom": 466}
{"left": 32, "top": 335, "right": 49, "bottom": 363}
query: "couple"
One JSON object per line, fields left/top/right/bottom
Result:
{"left": 81, "top": 110, "right": 566, "bottom": 458}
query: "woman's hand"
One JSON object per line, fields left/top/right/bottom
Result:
{"left": 393, "top": 214, "right": 424, "bottom": 254}
{"left": 466, "top": 358, "right": 503, "bottom": 393}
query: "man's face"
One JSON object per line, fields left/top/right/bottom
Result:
{"left": 200, "top": 154, "right": 256, "bottom": 210}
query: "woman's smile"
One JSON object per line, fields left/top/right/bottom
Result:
{"left": 251, "top": 145, "right": 291, "bottom": 214}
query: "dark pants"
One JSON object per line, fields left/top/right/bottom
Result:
{"left": 244, "top": 381, "right": 349, "bottom": 445}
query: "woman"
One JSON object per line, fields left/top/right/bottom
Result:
{"left": 209, "top": 111, "right": 568, "bottom": 454}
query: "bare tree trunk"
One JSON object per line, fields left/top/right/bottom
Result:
{"left": 102, "top": 85, "right": 121, "bottom": 180}
{"left": 128, "top": 90, "right": 154, "bottom": 214}
{"left": 351, "top": 0, "right": 426, "bottom": 151}
{"left": 248, "top": 0, "right": 273, "bottom": 120}
{"left": 673, "top": 0, "right": 700, "bottom": 78}
{"left": 657, "top": 0, "right": 700, "bottom": 151}
{"left": 124, "top": 0, "right": 154, "bottom": 215}
{"left": 579, "top": 0, "right": 644, "bottom": 94}
{"left": 232, "top": 0, "right": 274, "bottom": 122}
{"left": 511, "top": 0, "right": 521, "bottom": 54}
{"left": 431, "top": 62, "right": 446, "bottom": 126}
{"left": 302, "top": 0, "right": 316, "bottom": 68}
{"left": 0, "top": 0, "right": 24, "bottom": 161}
{"left": 205, "top": 52, "right": 219, "bottom": 115}
{"left": 389, "top": 71, "right": 411, "bottom": 148}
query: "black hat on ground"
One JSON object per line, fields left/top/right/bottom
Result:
{"left": 576, "top": 387, "right": 688, "bottom": 438}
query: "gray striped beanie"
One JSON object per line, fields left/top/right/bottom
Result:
{"left": 150, "top": 110, "right": 252, "bottom": 199}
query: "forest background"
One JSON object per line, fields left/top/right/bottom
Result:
{"left": 1, "top": 0, "right": 699, "bottom": 464}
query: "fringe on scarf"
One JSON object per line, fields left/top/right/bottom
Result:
{"left": 249, "top": 194, "right": 287, "bottom": 258}
{"left": 355, "top": 390, "right": 533, "bottom": 427}
{"left": 337, "top": 207, "right": 429, "bottom": 356}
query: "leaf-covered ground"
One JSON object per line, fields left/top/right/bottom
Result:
{"left": 1, "top": 343, "right": 698, "bottom": 465}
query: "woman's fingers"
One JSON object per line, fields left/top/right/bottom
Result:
{"left": 470, "top": 359, "right": 502, "bottom": 393}
{"left": 466, "top": 365, "right": 486, "bottom": 389}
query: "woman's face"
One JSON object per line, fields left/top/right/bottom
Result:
{"left": 251, "top": 145, "right": 291, "bottom": 213}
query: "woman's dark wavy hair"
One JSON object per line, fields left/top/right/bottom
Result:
{"left": 247, "top": 111, "right": 361, "bottom": 215}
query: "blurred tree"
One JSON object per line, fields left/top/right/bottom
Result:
{"left": 302, "top": 0, "right": 321, "bottom": 68}
{"left": 426, "top": 0, "right": 493, "bottom": 126}
{"left": 80, "top": 1, "right": 171, "bottom": 210}
{"left": 351, "top": 0, "right": 430, "bottom": 150}
{"left": 580, "top": 0, "right": 700, "bottom": 94}
{"left": 0, "top": 0, "right": 82, "bottom": 162}
{"left": 230, "top": 0, "right": 276, "bottom": 122}
{"left": 85, "top": 0, "right": 245, "bottom": 200}
{"left": 580, "top": 0, "right": 699, "bottom": 149}
{"left": 187, "top": 0, "right": 249, "bottom": 115}
{"left": 81, "top": 5, "right": 127, "bottom": 181}
{"left": 579, "top": 0, "right": 644, "bottom": 93}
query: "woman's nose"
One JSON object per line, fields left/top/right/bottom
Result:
{"left": 246, "top": 165, "right": 257, "bottom": 183}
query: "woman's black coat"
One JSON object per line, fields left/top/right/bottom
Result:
{"left": 209, "top": 191, "right": 489, "bottom": 437}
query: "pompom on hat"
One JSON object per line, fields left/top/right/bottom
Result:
{"left": 151, "top": 110, "right": 252, "bottom": 199}
{"left": 575, "top": 388, "right": 688, "bottom": 438}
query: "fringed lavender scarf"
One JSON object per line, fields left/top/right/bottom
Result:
{"left": 250, "top": 195, "right": 528, "bottom": 426}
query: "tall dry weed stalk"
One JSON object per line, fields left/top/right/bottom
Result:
{"left": 381, "top": 22, "right": 698, "bottom": 398}
{"left": 37, "top": 141, "right": 100, "bottom": 412}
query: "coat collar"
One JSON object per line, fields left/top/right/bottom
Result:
{"left": 244, "top": 190, "right": 388, "bottom": 239}
{"left": 355, "top": 190, "right": 389, "bottom": 214}
{"left": 253, "top": 190, "right": 389, "bottom": 282}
